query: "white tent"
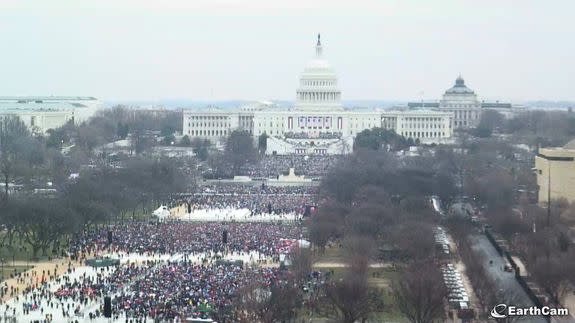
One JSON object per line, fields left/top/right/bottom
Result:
{"left": 297, "top": 239, "right": 311, "bottom": 248}
{"left": 153, "top": 205, "right": 171, "bottom": 221}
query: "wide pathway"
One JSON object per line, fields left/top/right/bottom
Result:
{"left": 0, "top": 256, "right": 85, "bottom": 302}
{"left": 469, "top": 234, "right": 547, "bottom": 323}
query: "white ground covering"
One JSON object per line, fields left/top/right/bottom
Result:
{"left": 5, "top": 250, "right": 267, "bottom": 322}
{"left": 102, "top": 250, "right": 268, "bottom": 266}
{"left": 5, "top": 208, "right": 300, "bottom": 322}
{"left": 174, "top": 207, "right": 301, "bottom": 222}
{"left": 4, "top": 266, "right": 114, "bottom": 322}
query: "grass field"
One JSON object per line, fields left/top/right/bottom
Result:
{"left": 0, "top": 209, "right": 159, "bottom": 263}
{"left": 0, "top": 265, "right": 33, "bottom": 280}
{"left": 308, "top": 245, "right": 410, "bottom": 322}
{"left": 314, "top": 246, "right": 347, "bottom": 263}
{"left": 313, "top": 264, "right": 408, "bottom": 323}
{"left": 0, "top": 235, "right": 68, "bottom": 262}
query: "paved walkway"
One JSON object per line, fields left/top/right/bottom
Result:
{"left": 1, "top": 254, "right": 99, "bottom": 302}
{"left": 0, "top": 254, "right": 92, "bottom": 302}
{"left": 469, "top": 234, "right": 547, "bottom": 323}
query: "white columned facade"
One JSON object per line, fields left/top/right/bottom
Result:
{"left": 182, "top": 34, "right": 456, "bottom": 154}
{"left": 438, "top": 76, "right": 481, "bottom": 129}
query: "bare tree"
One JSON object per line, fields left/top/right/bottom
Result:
{"left": 309, "top": 214, "right": 339, "bottom": 253}
{"left": 392, "top": 221, "right": 436, "bottom": 262}
{"left": 236, "top": 281, "right": 302, "bottom": 323}
{"left": 224, "top": 130, "right": 258, "bottom": 174}
{"left": 9, "top": 197, "right": 80, "bottom": 257}
{"left": 290, "top": 247, "right": 314, "bottom": 284}
{"left": 392, "top": 261, "right": 448, "bottom": 323}
{"left": 325, "top": 257, "right": 377, "bottom": 323}
{"left": 531, "top": 256, "right": 571, "bottom": 304}
{"left": 447, "top": 218, "right": 497, "bottom": 313}
{"left": 0, "top": 116, "right": 31, "bottom": 198}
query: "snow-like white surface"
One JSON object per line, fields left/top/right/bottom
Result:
{"left": 101, "top": 250, "right": 267, "bottom": 265}
{"left": 175, "top": 208, "right": 301, "bottom": 222}
{"left": 4, "top": 266, "right": 114, "bottom": 322}
{"left": 5, "top": 250, "right": 266, "bottom": 322}
{"left": 5, "top": 208, "right": 300, "bottom": 322}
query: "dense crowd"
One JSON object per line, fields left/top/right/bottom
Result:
{"left": 171, "top": 184, "right": 317, "bottom": 214}
{"left": 237, "top": 155, "right": 341, "bottom": 178}
{"left": 6, "top": 168, "right": 321, "bottom": 322}
{"left": 45, "top": 220, "right": 306, "bottom": 321}
{"left": 21, "top": 217, "right": 307, "bottom": 322}
{"left": 69, "top": 222, "right": 303, "bottom": 259}
{"left": 188, "top": 193, "right": 314, "bottom": 214}
{"left": 109, "top": 262, "right": 284, "bottom": 321}
{"left": 4, "top": 259, "right": 289, "bottom": 322}
{"left": 197, "top": 184, "right": 317, "bottom": 195}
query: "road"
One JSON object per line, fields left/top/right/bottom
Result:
{"left": 469, "top": 234, "right": 548, "bottom": 323}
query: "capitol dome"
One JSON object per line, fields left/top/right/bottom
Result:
{"left": 304, "top": 58, "right": 333, "bottom": 71}
{"left": 444, "top": 75, "right": 475, "bottom": 95}
{"left": 302, "top": 42, "right": 335, "bottom": 73}
{"left": 295, "top": 34, "right": 342, "bottom": 111}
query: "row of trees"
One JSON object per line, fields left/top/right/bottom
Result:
{"left": 0, "top": 110, "right": 192, "bottom": 259}
{"left": 308, "top": 149, "right": 452, "bottom": 322}
{"left": 446, "top": 122, "right": 575, "bottom": 314}
{"left": 0, "top": 157, "right": 190, "bottom": 258}
{"left": 232, "top": 248, "right": 313, "bottom": 323}
{"left": 1, "top": 107, "right": 188, "bottom": 197}
{"left": 180, "top": 131, "right": 268, "bottom": 166}
{"left": 473, "top": 109, "right": 575, "bottom": 147}
{"left": 204, "top": 130, "right": 260, "bottom": 179}
{"left": 310, "top": 137, "right": 538, "bottom": 320}
{"left": 1, "top": 116, "right": 70, "bottom": 196}
{"left": 309, "top": 109, "right": 575, "bottom": 321}
{"left": 353, "top": 128, "right": 411, "bottom": 151}
{"left": 46, "top": 106, "right": 182, "bottom": 155}
{"left": 319, "top": 149, "right": 456, "bottom": 207}
{"left": 487, "top": 198, "right": 575, "bottom": 305}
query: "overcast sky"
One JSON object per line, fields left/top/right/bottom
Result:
{"left": 0, "top": 0, "right": 573, "bottom": 102}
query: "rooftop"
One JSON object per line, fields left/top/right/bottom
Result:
{"left": 0, "top": 96, "right": 97, "bottom": 101}
{"left": 444, "top": 76, "right": 475, "bottom": 95}
{"left": 0, "top": 96, "right": 101, "bottom": 112}
{"left": 0, "top": 101, "right": 93, "bottom": 112}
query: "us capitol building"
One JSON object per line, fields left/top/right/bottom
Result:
{"left": 183, "top": 35, "right": 521, "bottom": 155}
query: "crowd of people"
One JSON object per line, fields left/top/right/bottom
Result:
{"left": 69, "top": 222, "right": 303, "bottom": 261}
{"left": 188, "top": 193, "right": 314, "bottom": 215}
{"left": 196, "top": 184, "right": 317, "bottom": 195}
{"left": 3, "top": 158, "right": 326, "bottom": 322}
{"left": 17, "top": 218, "right": 306, "bottom": 322}
{"left": 109, "top": 262, "right": 283, "bottom": 321}
{"left": 3, "top": 258, "right": 293, "bottom": 322}
{"left": 170, "top": 183, "right": 318, "bottom": 215}
{"left": 237, "top": 155, "right": 341, "bottom": 178}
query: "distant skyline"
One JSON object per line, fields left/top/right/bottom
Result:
{"left": 0, "top": 0, "right": 574, "bottom": 102}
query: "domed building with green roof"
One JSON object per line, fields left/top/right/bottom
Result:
{"left": 438, "top": 76, "right": 482, "bottom": 129}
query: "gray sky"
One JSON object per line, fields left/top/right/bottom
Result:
{"left": 0, "top": 0, "right": 574, "bottom": 102}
